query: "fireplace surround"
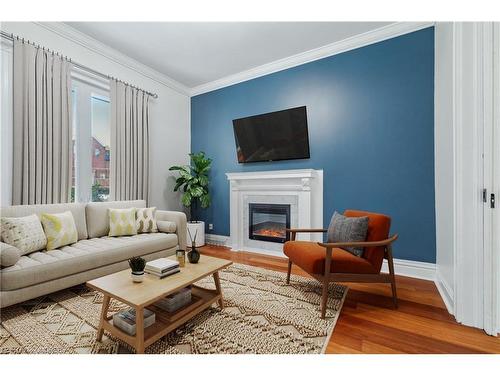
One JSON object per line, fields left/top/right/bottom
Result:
{"left": 226, "top": 169, "right": 323, "bottom": 256}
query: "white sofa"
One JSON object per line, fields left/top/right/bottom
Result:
{"left": 0, "top": 200, "right": 186, "bottom": 308}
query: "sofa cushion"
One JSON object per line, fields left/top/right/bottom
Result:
{"left": 284, "top": 240, "right": 377, "bottom": 275}
{"left": 136, "top": 207, "right": 158, "bottom": 233}
{"left": 0, "top": 232, "right": 178, "bottom": 291}
{"left": 1, "top": 203, "right": 88, "bottom": 240}
{"left": 1, "top": 215, "right": 47, "bottom": 255}
{"left": 108, "top": 208, "right": 137, "bottom": 237}
{"left": 40, "top": 211, "right": 78, "bottom": 250}
{"left": 86, "top": 200, "right": 146, "bottom": 238}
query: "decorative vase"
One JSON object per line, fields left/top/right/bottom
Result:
{"left": 187, "top": 241, "right": 200, "bottom": 264}
{"left": 131, "top": 271, "right": 145, "bottom": 283}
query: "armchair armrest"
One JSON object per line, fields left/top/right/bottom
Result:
{"left": 155, "top": 210, "right": 187, "bottom": 250}
{"left": 286, "top": 228, "right": 327, "bottom": 241}
{"left": 317, "top": 234, "right": 398, "bottom": 249}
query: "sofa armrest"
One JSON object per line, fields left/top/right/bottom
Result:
{"left": 0, "top": 241, "right": 21, "bottom": 268}
{"left": 155, "top": 210, "right": 187, "bottom": 250}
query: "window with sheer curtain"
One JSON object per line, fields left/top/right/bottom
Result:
{"left": 71, "top": 70, "right": 111, "bottom": 203}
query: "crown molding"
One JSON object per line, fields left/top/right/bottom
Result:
{"left": 191, "top": 21, "right": 435, "bottom": 96}
{"left": 33, "top": 22, "right": 191, "bottom": 96}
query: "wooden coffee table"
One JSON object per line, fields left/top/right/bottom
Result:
{"left": 87, "top": 254, "right": 232, "bottom": 353}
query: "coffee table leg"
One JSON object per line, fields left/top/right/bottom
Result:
{"left": 135, "top": 307, "right": 145, "bottom": 354}
{"left": 97, "top": 295, "right": 110, "bottom": 342}
{"left": 213, "top": 271, "right": 224, "bottom": 309}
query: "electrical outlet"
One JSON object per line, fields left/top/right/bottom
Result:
{"left": 208, "top": 223, "right": 214, "bottom": 230}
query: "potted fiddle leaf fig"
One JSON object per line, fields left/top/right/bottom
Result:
{"left": 169, "top": 151, "right": 211, "bottom": 247}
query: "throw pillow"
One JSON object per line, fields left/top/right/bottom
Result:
{"left": 327, "top": 211, "right": 369, "bottom": 257}
{"left": 156, "top": 220, "right": 177, "bottom": 233}
{"left": 1, "top": 214, "right": 47, "bottom": 255}
{"left": 109, "top": 208, "right": 137, "bottom": 237}
{"left": 0, "top": 242, "right": 22, "bottom": 267}
{"left": 136, "top": 207, "right": 158, "bottom": 233}
{"left": 40, "top": 211, "right": 78, "bottom": 250}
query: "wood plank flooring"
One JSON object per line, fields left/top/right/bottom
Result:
{"left": 199, "top": 245, "right": 500, "bottom": 354}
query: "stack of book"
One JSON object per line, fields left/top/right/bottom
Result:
{"left": 113, "top": 308, "right": 155, "bottom": 335}
{"left": 155, "top": 287, "right": 192, "bottom": 313}
{"left": 145, "top": 258, "right": 180, "bottom": 278}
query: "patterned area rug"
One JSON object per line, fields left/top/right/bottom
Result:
{"left": 0, "top": 263, "right": 347, "bottom": 354}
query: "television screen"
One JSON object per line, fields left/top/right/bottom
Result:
{"left": 232, "top": 106, "right": 310, "bottom": 163}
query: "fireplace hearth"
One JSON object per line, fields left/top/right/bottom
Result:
{"left": 249, "top": 203, "right": 291, "bottom": 243}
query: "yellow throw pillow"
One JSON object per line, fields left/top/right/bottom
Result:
{"left": 40, "top": 211, "right": 78, "bottom": 250}
{"left": 109, "top": 208, "right": 137, "bottom": 237}
{"left": 136, "top": 207, "right": 158, "bottom": 233}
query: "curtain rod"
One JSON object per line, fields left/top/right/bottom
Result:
{"left": 0, "top": 30, "right": 158, "bottom": 99}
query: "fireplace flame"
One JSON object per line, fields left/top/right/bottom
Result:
{"left": 253, "top": 227, "right": 286, "bottom": 238}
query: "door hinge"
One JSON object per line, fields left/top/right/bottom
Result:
{"left": 483, "top": 188, "right": 488, "bottom": 202}
{"left": 491, "top": 193, "right": 496, "bottom": 209}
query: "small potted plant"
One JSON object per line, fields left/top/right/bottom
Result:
{"left": 128, "top": 256, "right": 146, "bottom": 282}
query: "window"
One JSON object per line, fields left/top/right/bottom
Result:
{"left": 71, "top": 72, "right": 111, "bottom": 202}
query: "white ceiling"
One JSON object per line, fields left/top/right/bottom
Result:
{"left": 65, "top": 22, "right": 392, "bottom": 89}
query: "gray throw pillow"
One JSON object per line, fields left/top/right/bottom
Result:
{"left": 327, "top": 212, "right": 369, "bottom": 257}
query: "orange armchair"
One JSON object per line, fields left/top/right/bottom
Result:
{"left": 284, "top": 210, "right": 398, "bottom": 318}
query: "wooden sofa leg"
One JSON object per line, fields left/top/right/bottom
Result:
{"left": 286, "top": 260, "right": 292, "bottom": 284}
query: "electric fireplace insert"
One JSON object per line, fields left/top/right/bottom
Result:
{"left": 249, "top": 203, "right": 291, "bottom": 243}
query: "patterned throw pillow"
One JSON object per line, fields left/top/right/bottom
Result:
{"left": 109, "top": 208, "right": 137, "bottom": 237}
{"left": 327, "top": 211, "right": 369, "bottom": 257}
{"left": 136, "top": 207, "right": 158, "bottom": 233}
{"left": 0, "top": 214, "right": 47, "bottom": 255}
{"left": 40, "top": 211, "right": 78, "bottom": 250}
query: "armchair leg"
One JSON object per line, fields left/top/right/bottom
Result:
{"left": 286, "top": 260, "right": 292, "bottom": 284}
{"left": 386, "top": 245, "right": 398, "bottom": 308}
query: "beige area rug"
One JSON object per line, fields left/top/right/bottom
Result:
{"left": 0, "top": 263, "right": 347, "bottom": 354}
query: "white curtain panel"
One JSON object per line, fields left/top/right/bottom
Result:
{"left": 109, "top": 81, "right": 150, "bottom": 203}
{"left": 12, "top": 40, "right": 73, "bottom": 205}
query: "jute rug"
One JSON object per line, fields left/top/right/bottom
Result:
{"left": 0, "top": 263, "right": 347, "bottom": 354}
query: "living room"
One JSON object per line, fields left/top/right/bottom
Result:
{"left": 1, "top": 0, "right": 499, "bottom": 371}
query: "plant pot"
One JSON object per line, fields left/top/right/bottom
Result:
{"left": 187, "top": 221, "right": 205, "bottom": 247}
{"left": 131, "top": 271, "right": 145, "bottom": 283}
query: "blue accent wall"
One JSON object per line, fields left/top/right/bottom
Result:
{"left": 191, "top": 27, "right": 435, "bottom": 263}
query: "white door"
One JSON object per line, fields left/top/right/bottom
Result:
{"left": 482, "top": 22, "right": 500, "bottom": 336}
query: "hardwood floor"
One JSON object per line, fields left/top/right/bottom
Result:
{"left": 199, "top": 245, "right": 500, "bottom": 354}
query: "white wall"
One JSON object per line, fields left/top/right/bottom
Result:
{"left": 434, "top": 22, "right": 455, "bottom": 313}
{"left": 0, "top": 22, "right": 190, "bottom": 211}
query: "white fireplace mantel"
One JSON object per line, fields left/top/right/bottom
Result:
{"left": 225, "top": 169, "right": 323, "bottom": 256}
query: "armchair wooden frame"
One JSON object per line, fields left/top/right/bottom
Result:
{"left": 285, "top": 229, "right": 399, "bottom": 319}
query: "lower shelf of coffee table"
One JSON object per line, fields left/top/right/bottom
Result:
{"left": 102, "top": 285, "right": 220, "bottom": 349}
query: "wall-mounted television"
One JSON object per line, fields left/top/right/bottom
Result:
{"left": 232, "top": 106, "right": 310, "bottom": 163}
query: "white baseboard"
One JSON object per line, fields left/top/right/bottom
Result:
{"left": 205, "top": 235, "right": 436, "bottom": 281}
{"left": 205, "top": 234, "right": 231, "bottom": 247}
{"left": 380, "top": 258, "right": 436, "bottom": 281}
{"left": 435, "top": 270, "right": 455, "bottom": 314}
